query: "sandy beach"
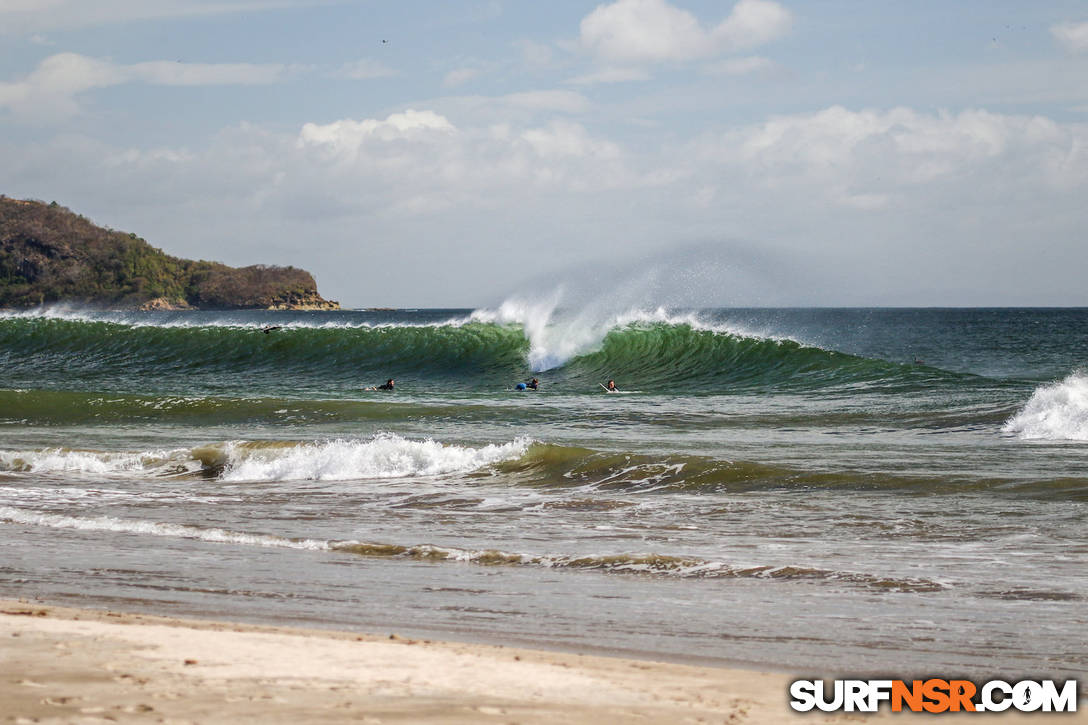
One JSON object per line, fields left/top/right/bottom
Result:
{"left": 0, "top": 598, "right": 1080, "bottom": 724}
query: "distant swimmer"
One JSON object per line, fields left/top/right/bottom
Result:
{"left": 262, "top": 326, "right": 282, "bottom": 334}
{"left": 365, "top": 378, "right": 395, "bottom": 391}
{"left": 527, "top": 378, "right": 539, "bottom": 390}
{"left": 601, "top": 380, "right": 618, "bottom": 393}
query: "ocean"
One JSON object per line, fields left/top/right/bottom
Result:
{"left": 1, "top": 305, "right": 1086, "bottom": 681}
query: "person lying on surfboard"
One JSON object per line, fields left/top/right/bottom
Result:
{"left": 365, "top": 378, "right": 395, "bottom": 391}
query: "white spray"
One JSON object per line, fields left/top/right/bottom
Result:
{"left": 1003, "top": 371, "right": 1088, "bottom": 441}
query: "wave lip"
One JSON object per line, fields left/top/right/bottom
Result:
{"left": 469, "top": 298, "right": 784, "bottom": 373}
{"left": 1003, "top": 371, "right": 1088, "bottom": 441}
{"left": 0, "top": 304, "right": 474, "bottom": 330}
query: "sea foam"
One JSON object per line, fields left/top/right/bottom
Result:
{"left": 0, "top": 505, "right": 331, "bottom": 550}
{"left": 0, "top": 448, "right": 189, "bottom": 475}
{"left": 0, "top": 435, "right": 531, "bottom": 482}
{"left": 1003, "top": 371, "right": 1088, "bottom": 441}
{"left": 0, "top": 504, "right": 946, "bottom": 592}
{"left": 217, "top": 434, "right": 531, "bottom": 482}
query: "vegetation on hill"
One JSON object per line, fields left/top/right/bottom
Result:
{"left": 0, "top": 197, "right": 338, "bottom": 309}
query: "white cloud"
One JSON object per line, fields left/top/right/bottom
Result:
{"left": 5, "top": 105, "right": 1088, "bottom": 305}
{"left": 1052, "top": 21, "right": 1088, "bottom": 54}
{"left": 0, "top": 54, "right": 121, "bottom": 117}
{"left": 298, "top": 109, "right": 456, "bottom": 159}
{"left": 0, "top": 53, "right": 292, "bottom": 119}
{"left": 695, "top": 106, "right": 1087, "bottom": 205}
{"left": 580, "top": 0, "right": 705, "bottom": 63}
{"left": 503, "top": 90, "right": 590, "bottom": 114}
{"left": 294, "top": 110, "right": 627, "bottom": 194}
{"left": 15, "top": 105, "right": 1088, "bottom": 219}
{"left": 407, "top": 90, "right": 593, "bottom": 132}
{"left": 736, "top": 107, "right": 1007, "bottom": 167}
{"left": 15, "top": 104, "right": 1085, "bottom": 227}
{"left": 519, "top": 120, "right": 621, "bottom": 159}
{"left": 566, "top": 67, "right": 651, "bottom": 85}
{"left": 131, "top": 60, "right": 291, "bottom": 86}
{"left": 517, "top": 39, "right": 554, "bottom": 69}
{"left": 578, "top": 0, "right": 791, "bottom": 64}
{"left": 703, "top": 55, "right": 773, "bottom": 76}
{"left": 339, "top": 59, "right": 395, "bottom": 80}
{"left": 710, "top": 0, "right": 792, "bottom": 52}
{"left": 443, "top": 68, "right": 480, "bottom": 88}
{"left": 105, "top": 146, "right": 195, "bottom": 166}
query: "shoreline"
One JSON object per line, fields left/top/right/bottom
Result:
{"left": 10, "top": 590, "right": 792, "bottom": 675}
{"left": 2, "top": 598, "right": 1082, "bottom": 723}
{"left": 1, "top": 597, "right": 793, "bottom": 724}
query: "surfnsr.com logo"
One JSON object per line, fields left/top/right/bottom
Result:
{"left": 789, "top": 679, "right": 1079, "bottom": 713}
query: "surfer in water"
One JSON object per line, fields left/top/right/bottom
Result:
{"left": 527, "top": 378, "right": 539, "bottom": 390}
{"left": 605, "top": 379, "right": 618, "bottom": 393}
{"left": 365, "top": 378, "right": 395, "bottom": 391}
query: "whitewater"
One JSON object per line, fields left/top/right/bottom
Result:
{"left": 1, "top": 304, "right": 1086, "bottom": 681}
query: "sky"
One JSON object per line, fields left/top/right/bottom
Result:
{"left": 1, "top": 0, "right": 1087, "bottom": 308}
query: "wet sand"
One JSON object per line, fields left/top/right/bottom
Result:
{"left": 0, "top": 599, "right": 1080, "bottom": 724}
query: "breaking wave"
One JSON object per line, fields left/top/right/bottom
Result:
{"left": 2, "top": 437, "right": 1083, "bottom": 498}
{"left": 0, "top": 434, "right": 531, "bottom": 483}
{"left": 209, "top": 435, "right": 531, "bottom": 482}
{"left": 1003, "top": 371, "right": 1088, "bottom": 441}
{"left": 0, "top": 305, "right": 962, "bottom": 394}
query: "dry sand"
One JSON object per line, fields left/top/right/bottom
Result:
{"left": 0, "top": 599, "right": 1080, "bottom": 724}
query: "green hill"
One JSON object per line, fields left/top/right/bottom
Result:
{"left": 0, "top": 197, "right": 338, "bottom": 310}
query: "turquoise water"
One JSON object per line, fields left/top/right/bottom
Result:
{"left": 1, "top": 305, "right": 1086, "bottom": 679}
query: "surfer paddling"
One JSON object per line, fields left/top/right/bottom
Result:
{"left": 515, "top": 378, "right": 539, "bottom": 391}
{"left": 365, "top": 378, "right": 395, "bottom": 391}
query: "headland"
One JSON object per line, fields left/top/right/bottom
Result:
{"left": 0, "top": 197, "right": 339, "bottom": 311}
